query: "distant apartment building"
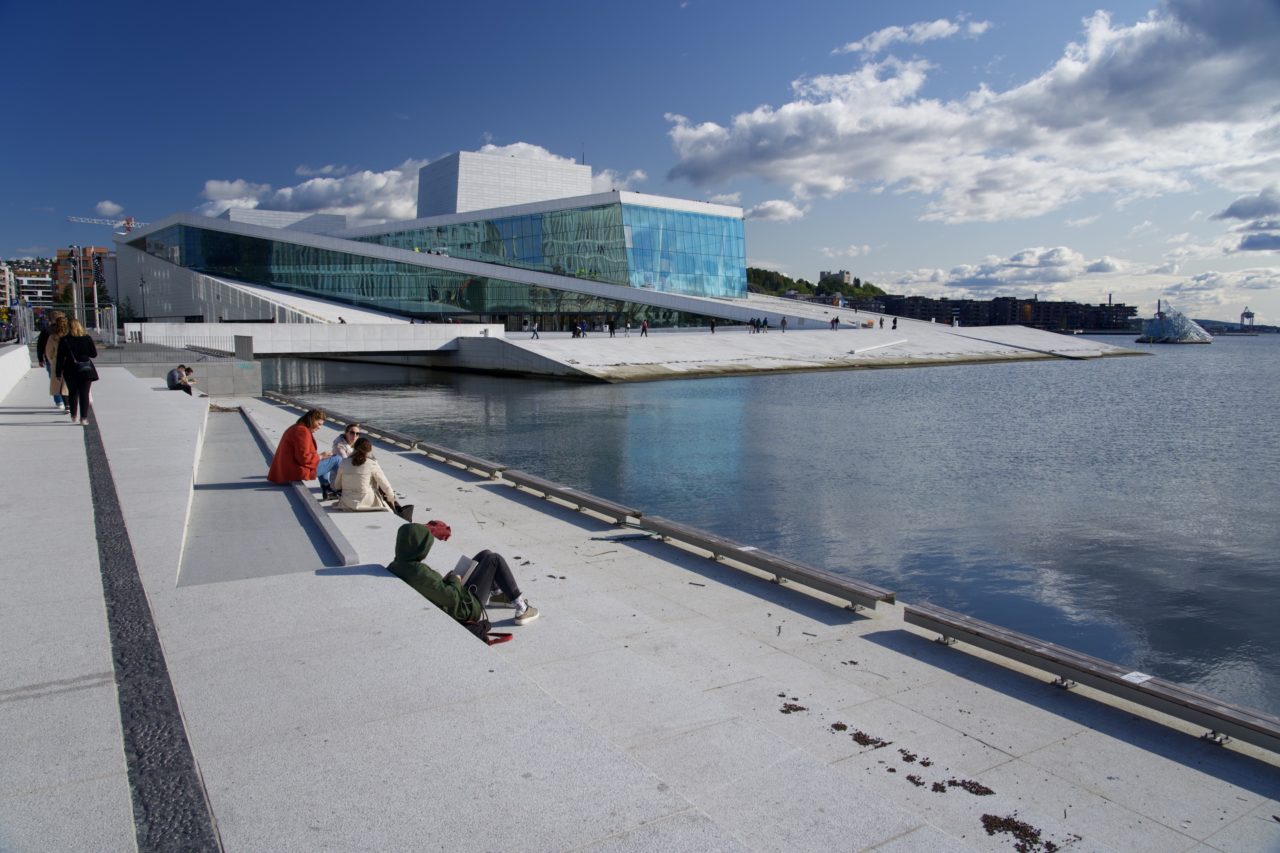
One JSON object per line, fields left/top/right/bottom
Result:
{"left": 0, "top": 263, "right": 14, "bottom": 306}
{"left": 8, "top": 258, "right": 55, "bottom": 308}
{"left": 53, "top": 246, "right": 111, "bottom": 303}
{"left": 876, "top": 294, "right": 1137, "bottom": 330}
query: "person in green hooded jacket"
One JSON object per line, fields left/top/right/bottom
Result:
{"left": 386, "top": 521, "right": 540, "bottom": 626}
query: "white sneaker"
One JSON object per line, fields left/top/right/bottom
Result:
{"left": 514, "top": 604, "right": 540, "bottom": 626}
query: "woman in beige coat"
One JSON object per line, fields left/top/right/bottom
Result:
{"left": 45, "top": 315, "right": 69, "bottom": 408}
{"left": 332, "top": 438, "right": 414, "bottom": 520}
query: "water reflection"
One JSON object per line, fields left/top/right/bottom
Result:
{"left": 266, "top": 336, "right": 1280, "bottom": 712}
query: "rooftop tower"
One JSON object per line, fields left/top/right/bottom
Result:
{"left": 417, "top": 151, "right": 593, "bottom": 218}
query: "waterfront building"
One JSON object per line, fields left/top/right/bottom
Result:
{"left": 115, "top": 152, "right": 746, "bottom": 331}
{"left": 876, "top": 294, "right": 1137, "bottom": 331}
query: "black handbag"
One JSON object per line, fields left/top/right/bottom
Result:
{"left": 74, "top": 358, "right": 98, "bottom": 381}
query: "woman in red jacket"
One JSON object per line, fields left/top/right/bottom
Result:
{"left": 267, "top": 409, "right": 331, "bottom": 484}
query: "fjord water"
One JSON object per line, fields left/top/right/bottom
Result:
{"left": 266, "top": 335, "right": 1280, "bottom": 713}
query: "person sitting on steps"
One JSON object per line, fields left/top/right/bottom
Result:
{"left": 331, "top": 437, "right": 414, "bottom": 521}
{"left": 317, "top": 422, "right": 361, "bottom": 500}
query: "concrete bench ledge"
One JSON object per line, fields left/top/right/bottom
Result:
{"left": 639, "top": 513, "right": 895, "bottom": 611}
{"left": 500, "top": 468, "right": 641, "bottom": 524}
{"left": 905, "top": 601, "right": 1280, "bottom": 754}
{"left": 240, "top": 406, "right": 361, "bottom": 566}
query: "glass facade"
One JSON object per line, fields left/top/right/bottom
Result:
{"left": 621, "top": 205, "right": 744, "bottom": 297}
{"left": 357, "top": 201, "right": 746, "bottom": 299}
{"left": 134, "top": 224, "right": 713, "bottom": 327}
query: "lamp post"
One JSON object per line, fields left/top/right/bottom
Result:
{"left": 138, "top": 274, "right": 148, "bottom": 321}
{"left": 67, "top": 245, "right": 85, "bottom": 328}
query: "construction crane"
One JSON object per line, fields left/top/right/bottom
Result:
{"left": 67, "top": 215, "right": 149, "bottom": 235}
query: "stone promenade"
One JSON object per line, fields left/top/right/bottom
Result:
{"left": 1, "top": 343, "right": 1276, "bottom": 852}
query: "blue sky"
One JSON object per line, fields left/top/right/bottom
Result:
{"left": 5, "top": 0, "right": 1278, "bottom": 322}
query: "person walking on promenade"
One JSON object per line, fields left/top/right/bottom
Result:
{"left": 37, "top": 312, "right": 67, "bottom": 411}
{"left": 624, "top": 320, "right": 630, "bottom": 337}
{"left": 780, "top": 316, "right": 788, "bottom": 333}
{"left": 41, "top": 312, "right": 69, "bottom": 409}
{"left": 386, "top": 521, "right": 540, "bottom": 629}
{"left": 892, "top": 317, "right": 898, "bottom": 330}
{"left": 55, "top": 318, "right": 98, "bottom": 426}
{"left": 879, "top": 317, "right": 884, "bottom": 329}
{"left": 640, "top": 319, "right": 649, "bottom": 337}
{"left": 608, "top": 318, "right": 616, "bottom": 337}
{"left": 709, "top": 318, "right": 716, "bottom": 334}
{"left": 530, "top": 321, "right": 539, "bottom": 340}
{"left": 267, "top": 409, "right": 331, "bottom": 484}
{"left": 332, "top": 437, "right": 413, "bottom": 520}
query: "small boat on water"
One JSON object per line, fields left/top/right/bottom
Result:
{"left": 1136, "top": 300, "right": 1213, "bottom": 344}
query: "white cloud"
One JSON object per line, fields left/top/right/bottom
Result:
{"left": 95, "top": 200, "right": 123, "bottom": 217}
{"left": 833, "top": 17, "right": 989, "bottom": 56}
{"left": 1162, "top": 268, "right": 1280, "bottom": 317}
{"left": 1066, "top": 214, "right": 1099, "bottom": 228}
{"left": 592, "top": 168, "right": 648, "bottom": 192}
{"left": 1212, "top": 186, "right": 1280, "bottom": 252}
{"left": 708, "top": 192, "right": 741, "bottom": 205}
{"left": 478, "top": 141, "right": 571, "bottom": 163}
{"left": 821, "top": 244, "right": 871, "bottom": 258}
{"left": 196, "top": 143, "right": 644, "bottom": 221}
{"left": 668, "top": 2, "right": 1280, "bottom": 225}
{"left": 476, "top": 141, "right": 647, "bottom": 190}
{"left": 885, "top": 245, "right": 1129, "bottom": 299}
{"left": 195, "top": 165, "right": 422, "bottom": 220}
{"left": 745, "top": 199, "right": 806, "bottom": 222}
{"left": 1212, "top": 187, "right": 1280, "bottom": 221}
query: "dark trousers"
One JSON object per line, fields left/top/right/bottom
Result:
{"left": 462, "top": 550, "right": 521, "bottom": 606}
{"left": 65, "top": 378, "right": 93, "bottom": 420}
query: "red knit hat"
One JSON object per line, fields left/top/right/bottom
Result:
{"left": 426, "top": 519, "right": 452, "bottom": 541}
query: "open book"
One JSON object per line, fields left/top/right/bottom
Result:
{"left": 429, "top": 540, "right": 478, "bottom": 583}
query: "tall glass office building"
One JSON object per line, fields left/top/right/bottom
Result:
{"left": 125, "top": 190, "right": 746, "bottom": 329}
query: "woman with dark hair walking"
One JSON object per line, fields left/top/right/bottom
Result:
{"left": 55, "top": 318, "right": 98, "bottom": 426}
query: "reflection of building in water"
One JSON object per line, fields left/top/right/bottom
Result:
{"left": 114, "top": 150, "right": 746, "bottom": 331}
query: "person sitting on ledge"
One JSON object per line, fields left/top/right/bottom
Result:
{"left": 386, "top": 520, "right": 539, "bottom": 626}
{"left": 267, "top": 409, "right": 331, "bottom": 485}
{"left": 331, "top": 437, "right": 414, "bottom": 521}
{"left": 166, "top": 364, "right": 191, "bottom": 395}
{"left": 317, "top": 422, "right": 361, "bottom": 500}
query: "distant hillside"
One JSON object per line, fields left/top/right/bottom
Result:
{"left": 748, "top": 267, "right": 884, "bottom": 300}
{"left": 1194, "top": 318, "right": 1279, "bottom": 333}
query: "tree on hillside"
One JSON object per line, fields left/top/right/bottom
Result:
{"left": 816, "top": 273, "right": 885, "bottom": 301}
{"left": 747, "top": 267, "right": 814, "bottom": 296}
